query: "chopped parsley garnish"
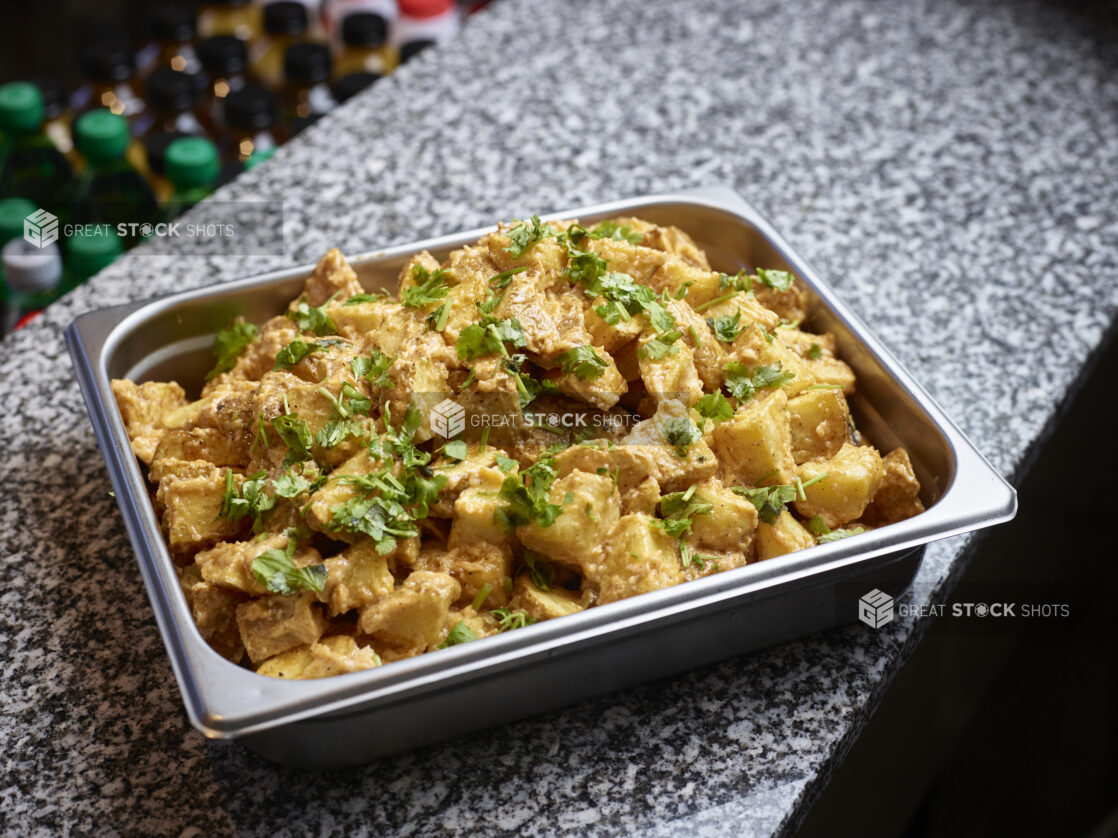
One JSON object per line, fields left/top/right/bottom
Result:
{"left": 251, "top": 535, "right": 326, "bottom": 595}
{"left": 558, "top": 345, "right": 609, "bottom": 381}
{"left": 657, "top": 485, "right": 713, "bottom": 538}
{"left": 489, "top": 265, "right": 529, "bottom": 289}
{"left": 438, "top": 621, "right": 479, "bottom": 648}
{"left": 662, "top": 415, "right": 699, "bottom": 457}
{"left": 273, "top": 468, "right": 314, "bottom": 499}
{"left": 342, "top": 292, "right": 386, "bottom": 306}
{"left": 271, "top": 402, "right": 313, "bottom": 466}
{"left": 707, "top": 309, "right": 744, "bottom": 343}
{"left": 589, "top": 272, "right": 675, "bottom": 333}
{"left": 734, "top": 473, "right": 829, "bottom": 524}
{"left": 274, "top": 339, "right": 348, "bottom": 370}
{"left": 722, "top": 361, "right": 795, "bottom": 403}
{"left": 755, "top": 268, "right": 795, "bottom": 291}
{"left": 694, "top": 391, "right": 734, "bottom": 422}
{"left": 220, "top": 469, "right": 275, "bottom": 533}
{"left": 504, "top": 215, "right": 555, "bottom": 257}
{"left": 564, "top": 244, "right": 610, "bottom": 288}
{"left": 456, "top": 316, "right": 527, "bottom": 361}
{"left": 522, "top": 551, "right": 555, "bottom": 590}
{"left": 427, "top": 302, "right": 451, "bottom": 331}
{"left": 330, "top": 480, "right": 420, "bottom": 554}
{"left": 352, "top": 349, "right": 396, "bottom": 389}
{"left": 589, "top": 219, "right": 643, "bottom": 244}
{"left": 286, "top": 293, "right": 338, "bottom": 336}
{"left": 205, "top": 321, "right": 256, "bottom": 381}
{"left": 400, "top": 264, "right": 450, "bottom": 309}
{"left": 808, "top": 342, "right": 823, "bottom": 360}
{"left": 491, "top": 608, "right": 537, "bottom": 632}
{"left": 494, "top": 456, "right": 565, "bottom": 530}
{"left": 718, "top": 269, "right": 752, "bottom": 294}
{"left": 443, "top": 439, "right": 468, "bottom": 461}
{"left": 495, "top": 456, "right": 518, "bottom": 473}
{"left": 818, "top": 526, "right": 866, "bottom": 543}
{"left": 639, "top": 329, "right": 684, "bottom": 360}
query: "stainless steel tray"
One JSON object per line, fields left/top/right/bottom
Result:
{"left": 66, "top": 186, "right": 1016, "bottom": 768}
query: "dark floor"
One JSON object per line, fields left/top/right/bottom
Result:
{"left": 796, "top": 329, "right": 1118, "bottom": 837}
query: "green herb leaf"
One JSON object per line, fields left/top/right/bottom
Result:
{"left": 662, "top": 415, "right": 699, "bottom": 457}
{"left": 589, "top": 219, "right": 643, "bottom": 244}
{"left": 456, "top": 317, "right": 527, "bottom": 361}
{"left": 220, "top": 469, "right": 276, "bottom": 533}
{"left": 557, "top": 345, "right": 609, "bottom": 382}
{"left": 639, "top": 329, "right": 684, "bottom": 360}
{"left": 695, "top": 391, "right": 734, "bottom": 422}
{"left": 489, "top": 265, "right": 529, "bottom": 289}
{"left": 722, "top": 361, "right": 795, "bottom": 403}
{"left": 818, "top": 526, "right": 866, "bottom": 543}
{"left": 443, "top": 439, "right": 468, "bottom": 461}
{"left": 755, "top": 268, "right": 795, "bottom": 291}
{"left": 494, "top": 456, "right": 565, "bottom": 530}
{"left": 438, "top": 621, "right": 480, "bottom": 648}
{"left": 286, "top": 294, "right": 338, "bottom": 336}
{"left": 491, "top": 607, "right": 537, "bottom": 632}
{"left": 495, "top": 456, "right": 517, "bottom": 473}
{"left": 706, "top": 310, "right": 744, "bottom": 343}
{"left": 205, "top": 321, "right": 256, "bottom": 381}
{"left": 427, "top": 302, "right": 452, "bottom": 331}
{"left": 504, "top": 215, "right": 555, "bottom": 257}
{"left": 251, "top": 536, "right": 326, "bottom": 595}
{"left": 807, "top": 342, "right": 823, "bottom": 360}
{"left": 342, "top": 292, "right": 386, "bottom": 306}
{"left": 733, "top": 483, "right": 798, "bottom": 524}
{"left": 401, "top": 264, "right": 450, "bottom": 309}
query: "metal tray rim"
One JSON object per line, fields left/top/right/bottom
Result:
{"left": 66, "top": 185, "right": 1017, "bottom": 738}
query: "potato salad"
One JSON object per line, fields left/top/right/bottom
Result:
{"left": 112, "top": 216, "right": 924, "bottom": 679}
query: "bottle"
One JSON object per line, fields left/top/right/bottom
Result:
{"left": 251, "top": 2, "right": 311, "bottom": 88}
{"left": 221, "top": 85, "right": 284, "bottom": 163}
{"left": 136, "top": 4, "right": 203, "bottom": 81}
{"left": 243, "top": 146, "right": 277, "bottom": 169}
{"left": 0, "top": 197, "right": 38, "bottom": 325}
{"left": 0, "top": 83, "right": 73, "bottom": 217}
{"left": 71, "top": 42, "right": 146, "bottom": 123}
{"left": 64, "top": 225, "right": 123, "bottom": 290}
{"left": 29, "top": 77, "right": 80, "bottom": 167}
{"left": 398, "top": 39, "right": 435, "bottom": 63}
{"left": 164, "top": 137, "right": 220, "bottom": 218}
{"left": 280, "top": 43, "right": 336, "bottom": 132}
{"left": 198, "top": 0, "right": 260, "bottom": 41}
{"left": 72, "top": 110, "right": 161, "bottom": 249}
{"left": 333, "top": 71, "right": 378, "bottom": 104}
{"left": 197, "top": 36, "right": 252, "bottom": 130}
{"left": 335, "top": 12, "right": 396, "bottom": 76}
{"left": 322, "top": 0, "right": 397, "bottom": 39}
{"left": 2, "top": 238, "right": 64, "bottom": 332}
{"left": 394, "top": 0, "right": 459, "bottom": 52}
{"left": 135, "top": 69, "right": 213, "bottom": 203}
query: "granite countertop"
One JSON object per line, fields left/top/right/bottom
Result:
{"left": 2, "top": 0, "right": 1116, "bottom": 834}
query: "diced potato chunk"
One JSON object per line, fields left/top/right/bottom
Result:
{"left": 299, "top": 247, "right": 365, "bottom": 307}
{"left": 257, "top": 635, "right": 381, "bottom": 679}
{"left": 518, "top": 472, "right": 620, "bottom": 572}
{"left": 111, "top": 379, "right": 187, "bottom": 464}
{"left": 621, "top": 400, "right": 718, "bottom": 493}
{"left": 794, "top": 443, "right": 884, "bottom": 529}
{"left": 155, "top": 462, "right": 241, "bottom": 558}
{"left": 196, "top": 532, "right": 294, "bottom": 596}
{"left": 188, "top": 581, "right": 245, "bottom": 663}
{"left": 416, "top": 542, "right": 513, "bottom": 609}
{"left": 711, "top": 389, "right": 796, "bottom": 487}
{"left": 637, "top": 337, "right": 704, "bottom": 407}
{"left": 236, "top": 591, "right": 326, "bottom": 664}
{"left": 590, "top": 514, "right": 684, "bottom": 604}
{"left": 756, "top": 511, "right": 816, "bottom": 560}
{"left": 787, "top": 389, "right": 849, "bottom": 464}
{"left": 448, "top": 485, "right": 515, "bottom": 550}
{"left": 508, "top": 575, "right": 584, "bottom": 622}
{"left": 621, "top": 475, "right": 661, "bottom": 516}
{"left": 685, "top": 478, "right": 759, "bottom": 553}
{"left": 323, "top": 540, "right": 395, "bottom": 615}
{"left": 358, "top": 571, "right": 461, "bottom": 655}
{"left": 863, "top": 448, "right": 925, "bottom": 525}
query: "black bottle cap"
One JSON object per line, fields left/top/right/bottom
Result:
{"left": 79, "top": 42, "right": 136, "bottom": 83}
{"left": 284, "top": 43, "right": 331, "bottom": 84}
{"left": 223, "top": 84, "right": 278, "bottom": 131}
{"left": 145, "top": 68, "right": 197, "bottom": 113}
{"left": 399, "top": 39, "right": 436, "bottom": 64}
{"left": 197, "top": 35, "right": 249, "bottom": 76}
{"left": 148, "top": 3, "right": 196, "bottom": 42}
{"left": 263, "top": 1, "right": 309, "bottom": 36}
{"left": 333, "top": 71, "right": 379, "bottom": 103}
{"left": 341, "top": 13, "right": 388, "bottom": 48}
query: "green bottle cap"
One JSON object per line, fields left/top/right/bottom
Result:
{"left": 165, "top": 136, "right": 220, "bottom": 189}
{"left": 0, "top": 198, "right": 39, "bottom": 245}
{"left": 74, "top": 109, "right": 131, "bottom": 162}
{"left": 244, "top": 147, "right": 276, "bottom": 170}
{"left": 0, "top": 82, "right": 45, "bottom": 135}
{"left": 66, "top": 225, "right": 123, "bottom": 279}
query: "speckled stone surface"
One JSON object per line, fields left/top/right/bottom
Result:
{"left": 2, "top": 0, "right": 1117, "bottom": 835}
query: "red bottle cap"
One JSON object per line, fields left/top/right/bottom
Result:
{"left": 399, "top": 0, "right": 455, "bottom": 19}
